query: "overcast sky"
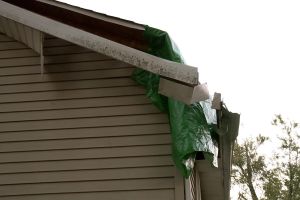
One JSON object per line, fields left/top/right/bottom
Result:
{"left": 60, "top": 0, "right": 300, "bottom": 140}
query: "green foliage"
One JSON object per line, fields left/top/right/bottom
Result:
{"left": 262, "top": 167, "right": 284, "bottom": 200}
{"left": 232, "top": 115, "right": 300, "bottom": 200}
{"left": 232, "top": 135, "right": 267, "bottom": 200}
{"left": 272, "top": 115, "right": 300, "bottom": 200}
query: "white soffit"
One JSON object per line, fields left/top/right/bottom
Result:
{"left": 0, "top": 15, "right": 42, "bottom": 54}
{"left": 0, "top": 0, "right": 199, "bottom": 85}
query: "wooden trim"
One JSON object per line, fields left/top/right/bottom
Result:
{"left": 0, "top": 0, "right": 199, "bottom": 84}
{"left": 195, "top": 170, "right": 202, "bottom": 200}
{"left": 185, "top": 178, "right": 192, "bottom": 200}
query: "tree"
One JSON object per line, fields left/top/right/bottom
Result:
{"left": 232, "top": 115, "right": 300, "bottom": 200}
{"left": 262, "top": 164, "right": 283, "bottom": 200}
{"left": 232, "top": 135, "right": 268, "bottom": 200}
{"left": 271, "top": 114, "right": 300, "bottom": 200}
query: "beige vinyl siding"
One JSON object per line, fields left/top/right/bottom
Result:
{"left": 0, "top": 33, "right": 183, "bottom": 200}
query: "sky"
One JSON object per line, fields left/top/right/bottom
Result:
{"left": 59, "top": 0, "right": 300, "bottom": 140}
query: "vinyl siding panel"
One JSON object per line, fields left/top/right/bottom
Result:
{"left": 0, "top": 190, "right": 175, "bottom": 200}
{"left": 0, "top": 33, "right": 182, "bottom": 200}
{"left": 0, "top": 60, "right": 130, "bottom": 76}
{"left": 0, "top": 166, "right": 175, "bottom": 185}
{"left": 0, "top": 145, "right": 171, "bottom": 163}
{"left": 0, "top": 52, "right": 110, "bottom": 68}
{"left": 0, "top": 178, "right": 174, "bottom": 196}
{"left": 0, "top": 155, "right": 173, "bottom": 174}
{"left": 0, "top": 124, "right": 170, "bottom": 142}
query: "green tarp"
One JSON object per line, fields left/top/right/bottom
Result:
{"left": 132, "top": 26, "right": 218, "bottom": 178}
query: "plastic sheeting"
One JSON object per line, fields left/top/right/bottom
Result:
{"left": 132, "top": 26, "right": 218, "bottom": 178}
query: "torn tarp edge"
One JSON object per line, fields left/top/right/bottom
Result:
{"left": 132, "top": 25, "right": 218, "bottom": 177}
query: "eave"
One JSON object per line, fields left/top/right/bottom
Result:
{"left": 0, "top": 0, "right": 199, "bottom": 86}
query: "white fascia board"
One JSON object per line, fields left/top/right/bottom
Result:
{"left": 0, "top": 0, "right": 199, "bottom": 85}
{"left": 159, "top": 78, "right": 209, "bottom": 105}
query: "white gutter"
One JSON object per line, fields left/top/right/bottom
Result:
{"left": 0, "top": 0, "right": 198, "bottom": 85}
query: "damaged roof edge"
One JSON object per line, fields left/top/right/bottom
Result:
{"left": 37, "top": 0, "right": 146, "bottom": 31}
{"left": 2, "top": 0, "right": 148, "bottom": 50}
{"left": 0, "top": 0, "right": 199, "bottom": 85}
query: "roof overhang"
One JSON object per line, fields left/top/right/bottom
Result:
{"left": 2, "top": 0, "right": 148, "bottom": 50}
{"left": 0, "top": 0, "right": 199, "bottom": 85}
{"left": 0, "top": 0, "right": 210, "bottom": 104}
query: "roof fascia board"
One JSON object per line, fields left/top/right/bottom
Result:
{"left": 37, "top": 0, "right": 145, "bottom": 31}
{"left": 2, "top": 0, "right": 147, "bottom": 50}
{"left": 159, "top": 78, "right": 209, "bottom": 105}
{"left": 0, "top": 0, "right": 198, "bottom": 85}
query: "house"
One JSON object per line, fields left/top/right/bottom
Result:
{"left": 0, "top": 0, "right": 240, "bottom": 199}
